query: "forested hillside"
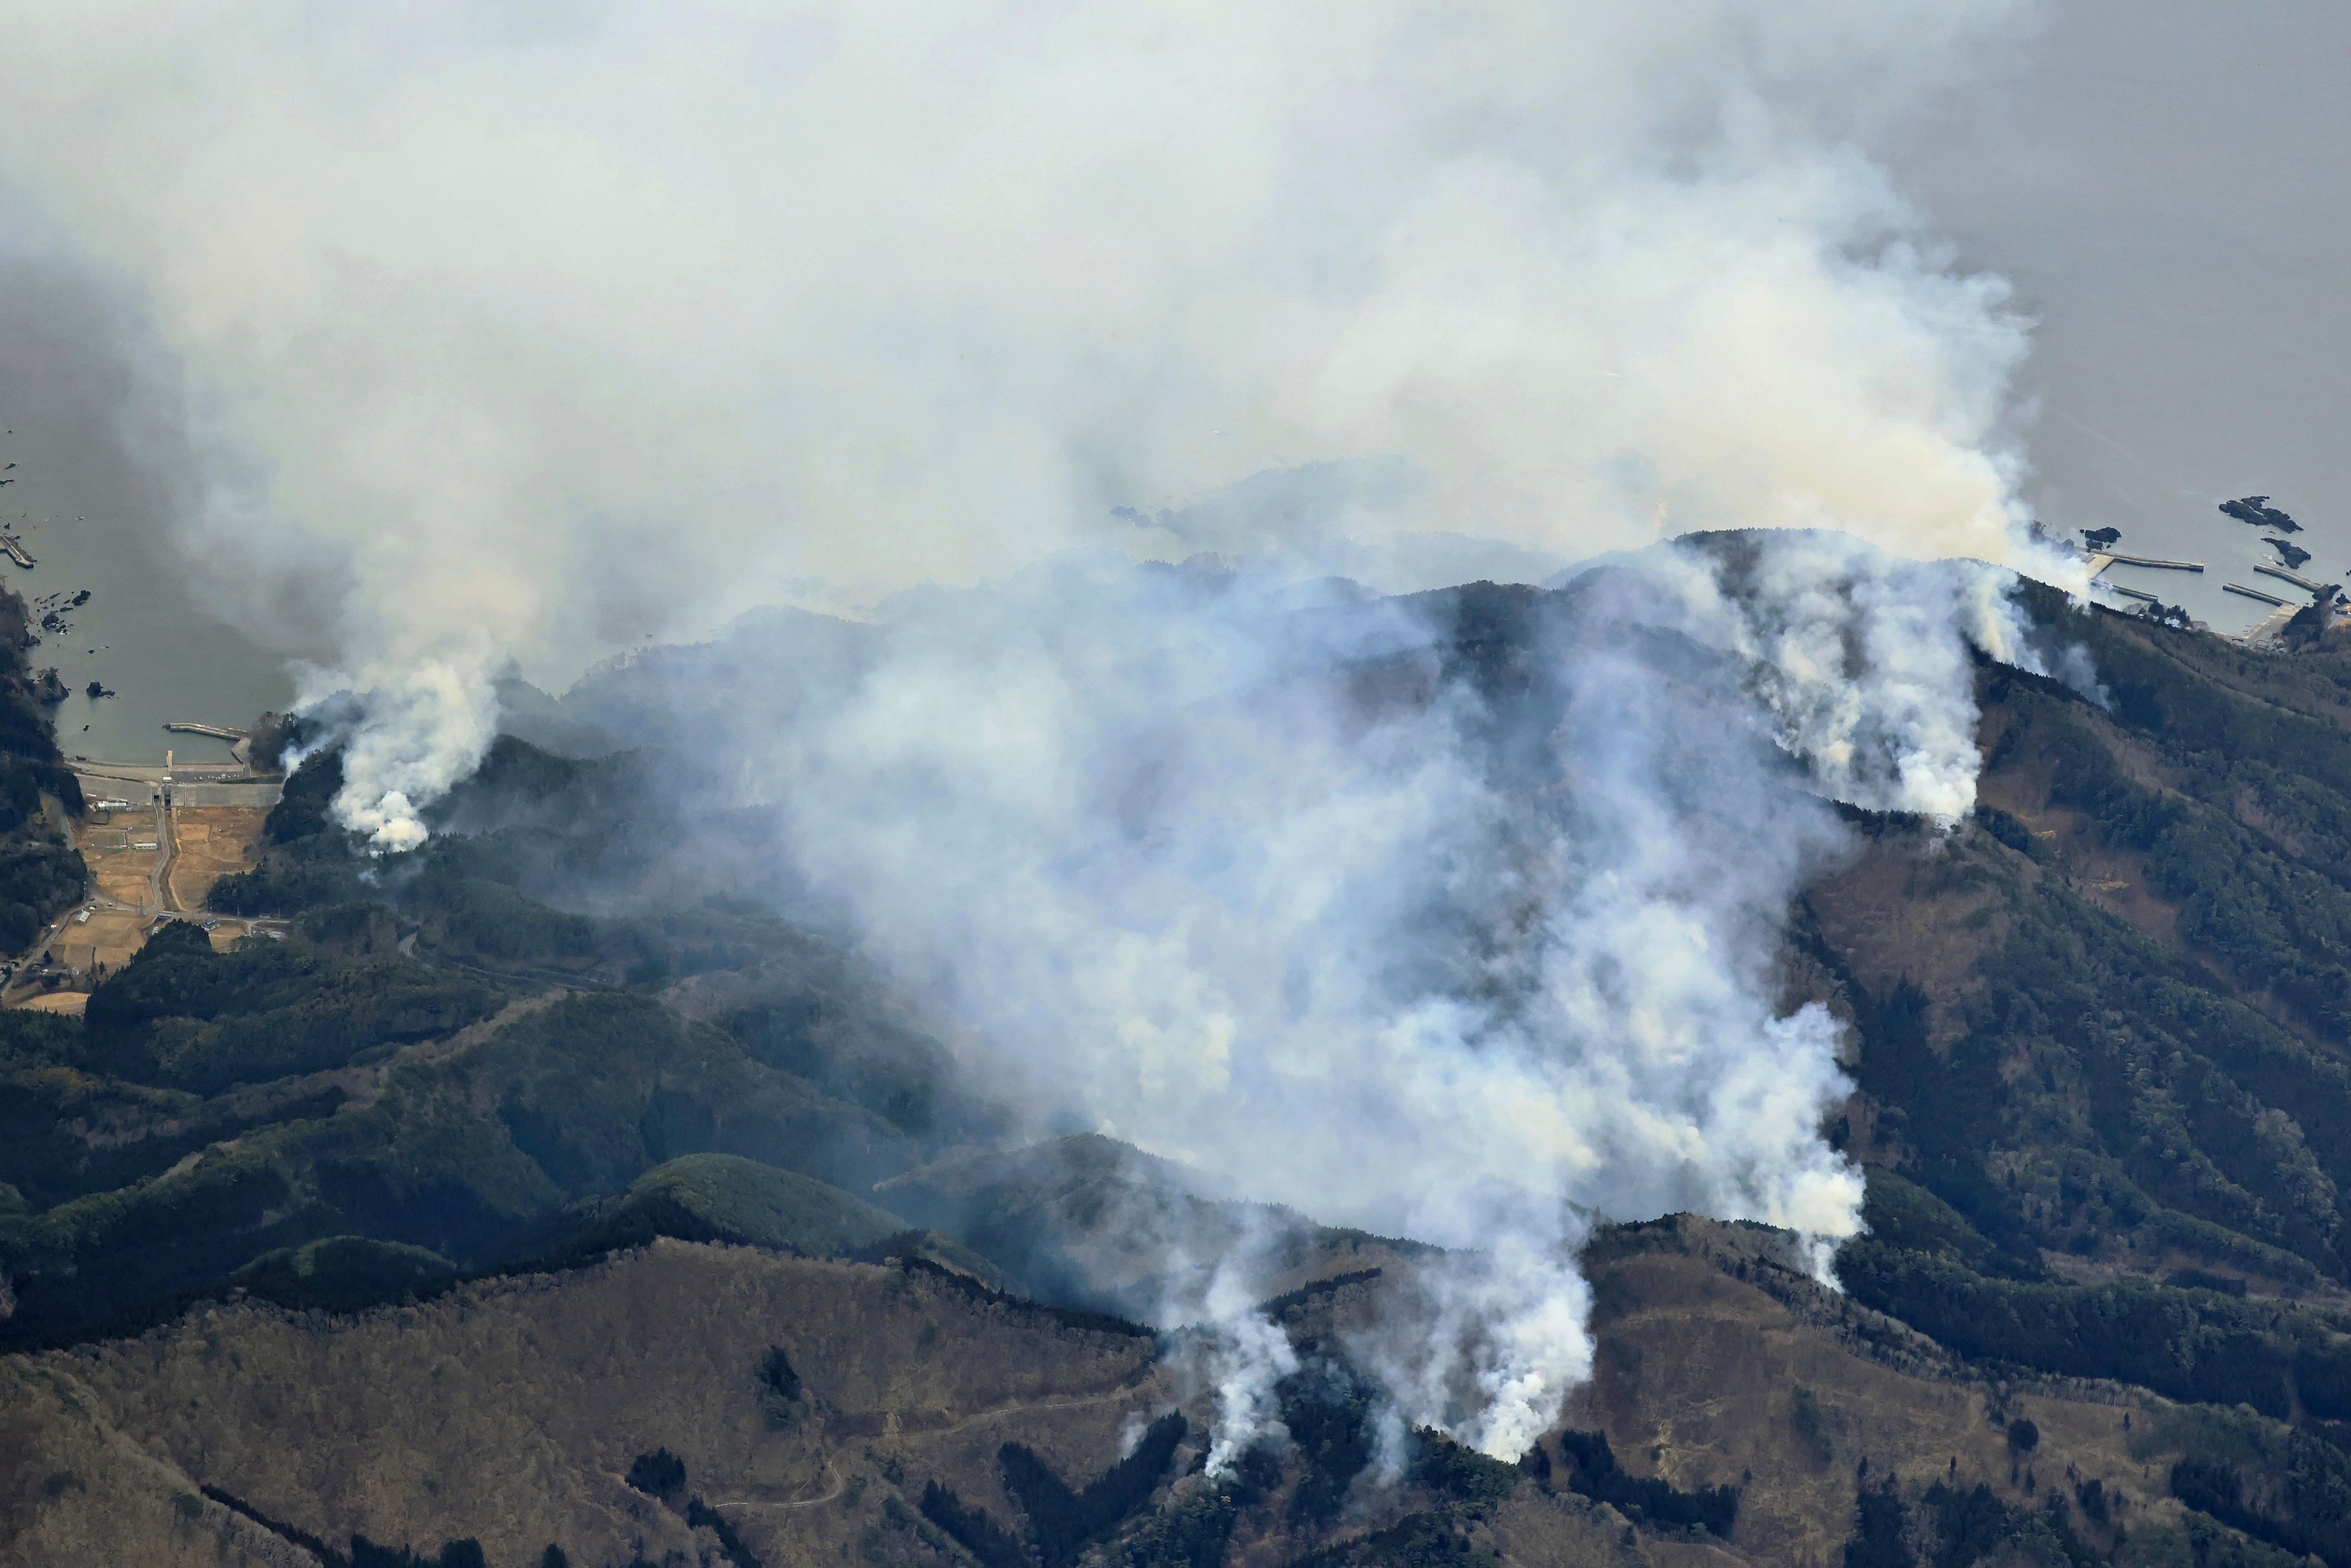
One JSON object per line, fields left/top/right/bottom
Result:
{"left": 0, "top": 582, "right": 85, "bottom": 952}
{"left": 1817, "top": 593, "right": 2351, "bottom": 1385}
{"left": 23, "top": 573, "right": 2351, "bottom": 1564}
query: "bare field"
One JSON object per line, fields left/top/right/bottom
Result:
{"left": 165, "top": 806, "right": 268, "bottom": 913}
{"left": 72, "top": 807, "right": 161, "bottom": 909}
{"left": 12, "top": 990, "right": 85, "bottom": 1016}
{"left": 12, "top": 804, "right": 275, "bottom": 992}
{"left": 46, "top": 908, "right": 151, "bottom": 976}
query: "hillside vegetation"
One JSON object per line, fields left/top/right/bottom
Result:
{"left": 1808, "top": 592, "right": 2351, "bottom": 1439}
{"left": 20, "top": 567, "right": 2351, "bottom": 1563}
{"left": 0, "top": 1222, "right": 2310, "bottom": 1568}
{"left": 0, "top": 581, "right": 86, "bottom": 951}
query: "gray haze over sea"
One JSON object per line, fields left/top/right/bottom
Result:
{"left": 1884, "top": 0, "right": 2351, "bottom": 632}
{"left": 0, "top": 0, "right": 2340, "bottom": 739}
{"left": 0, "top": 261, "right": 287, "bottom": 765}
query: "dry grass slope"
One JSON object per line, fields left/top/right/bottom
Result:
{"left": 5, "top": 1240, "right": 1164, "bottom": 1568}
{"left": 0, "top": 1218, "right": 2267, "bottom": 1568}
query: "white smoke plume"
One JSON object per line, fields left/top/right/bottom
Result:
{"left": 1196, "top": 1262, "right": 1305, "bottom": 1477}
{"left": 0, "top": 0, "right": 2087, "bottom": 1463}
{"left": 0, "top": 0, "right": 2055, "bottom": 845}
{"left": 288, "top": 653, "right": 501, "bottom": 851}
{"left": 673, "top": 529, "right": 2058, "bottom": 1459}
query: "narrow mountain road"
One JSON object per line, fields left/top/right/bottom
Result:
{"left": 710, "top": 1382, "right": 1161, "bottom": 1514}
{"left": 709, "top": 1457, "right": 846, "bottom": 1512}
{"left": 899, "top": 1384, "right": 1159, "bottom": 1441}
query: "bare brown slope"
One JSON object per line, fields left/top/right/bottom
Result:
{"left": 0, "top": 1223, "right": 2252, "bottom": 1568}
{"left": 1564, "top": 1221, "right": 2158, "bottom": 1567}
{"left": 10, "top": 1239, "right": 1158, "bottom": 1568}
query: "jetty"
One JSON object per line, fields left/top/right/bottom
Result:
{"left": 0, "top": 534, "right": 35, "bottom": 569}
{"left": 2102, "top": 553, "right": 2205, "bottom": 572}
{"left": 2223, "top": 581, "right": 2293, "bottom": 607}
{"left": 2254, "top": 563, "right": 2328, "bottom": 595}
{"left": 164, "top": 720, "right": 258, "bottom": 774}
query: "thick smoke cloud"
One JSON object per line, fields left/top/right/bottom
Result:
{"left": 590, "top": 531, "right": 2053, "bottom": 1460}
{"left": 0, "top": 0, "right": 2058, "bottom": 844}
{"left": 0, "top": 0, "right": 2085, "bottom": 1462}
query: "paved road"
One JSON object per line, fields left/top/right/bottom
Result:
{"left": 148, "top": 793, "right": 177, "bottom": 913}
{"left": 169, "top": 780, "right": 283, "bottom": 807}
{"left": 72, "top": 769, "right": 282, "bottom": 809}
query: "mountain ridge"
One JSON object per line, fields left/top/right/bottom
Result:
{"left": 16, "top": 553, "right": 2351, "bottom": 1563}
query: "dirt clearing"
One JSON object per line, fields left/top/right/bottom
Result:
{"left": 165, "top": 805, "right": 268, "bottom": 911}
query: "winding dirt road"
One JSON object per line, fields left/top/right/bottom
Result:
{"left": 709, "top": 1383, "right": 1160, "bottom": 1514}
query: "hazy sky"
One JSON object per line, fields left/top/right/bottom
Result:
{"left": 1888, "top": 0, "right": 2351, "bottom": 573}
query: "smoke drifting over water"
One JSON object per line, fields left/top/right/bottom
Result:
{"left": 0, "top": 0, "right": 2093, "bottom": 1459}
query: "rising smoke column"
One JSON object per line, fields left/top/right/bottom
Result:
{"left": 0, "top": 0, "right": 2088, "bottom": 1459}
{"left": 720, "top": 530, "right": 2064, "bottom": 1460}
{"left": 0, "top": 0, "right": 2053, "bottom": 846}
